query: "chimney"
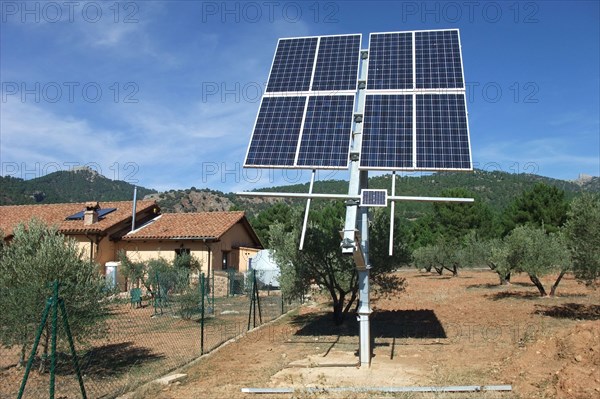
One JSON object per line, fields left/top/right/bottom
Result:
{"left": 84, "top": 202, "right": 100, "bottom": 225}
{"left": 131, "top": 186, "right": 137, "bottom": 232}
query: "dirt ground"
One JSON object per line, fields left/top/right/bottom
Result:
{"left": 0, "top": 293, "right": 288, "bottom": 399}
{"left": 137, "top": 269, "right": 599, "bottom": 399}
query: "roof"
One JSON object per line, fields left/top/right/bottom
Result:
{"left": 124, "top": 211, "right": 262, "bottom": 247}
{"left": 0, "top": 200, "right": 159, "bottom": 237}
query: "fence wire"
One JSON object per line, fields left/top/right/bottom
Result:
{"left": 0, "top": 270, "right": 300, "bottom": 399}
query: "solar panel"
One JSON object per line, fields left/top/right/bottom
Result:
{"left": 367, "top": 32, "right": 413, "bottom": 90}
{"left": 360, "top": 189, "right": 387, "bottom": 207}
{"left": 245, "top": 96, "right": 307, "bottom": 167}
{"left": 312, "top": 35, "right": 361, "bottom": 91}
{"left": 297, "top": 95, "right": 355, "bottom": 168}
{"left": 266, "top": 37, "right": 317, "bottom": 93}
{"left": 360, "top": 29, "right": 471, "bottom": 171}
{"left": 66, "top": 208, "right": 117, "bottom": 220}
{"left": 415, "top": 30, "right": 463, "bottom": 89}
{"left": 245, "top": 34, "right": 361, "bottom": 169}
{"left": 416, "top": 94, "right": 470, "bottom": 169}
{"left": 360, "top": 94, "right": 413, "bottom": 169}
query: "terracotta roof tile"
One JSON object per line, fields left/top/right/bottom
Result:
{"left": 0, "top": 200, "right": 158, "bottom": 237}
{"left": 124, "top": 211, "right": 247, "bottom": 240}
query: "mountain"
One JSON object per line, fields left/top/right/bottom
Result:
{"left": 148, "top": 169, "right": 599, "bottom": 219}
{"left": 146, "top": 187, "right": 292, "bottom": 215}
{"left": 245, "top": 170, "right": 599, "bottom": 217}
{"left": 0, "top": 168, "right": 156, "bottom": 205}
{"left": 1, "top": 168, "right": 598, "bottom": 218}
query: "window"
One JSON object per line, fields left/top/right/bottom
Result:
{"left": 222, "top": 251, "right": 230, "bottom": 270}
{"left": 175, "top": 248, "right": 190, "bottom": 256}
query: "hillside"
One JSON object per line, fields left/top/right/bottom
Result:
{"left": 1, "top": 169, "right": 597, "bottom": 218}
{"left": 0, "top": 168, "right": 156, "bottom": 205}
{"left": 247, "top": 170, "right": 599, "bottom": 218}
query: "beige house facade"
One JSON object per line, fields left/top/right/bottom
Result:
{"left": 1, "top": 203, "right": 263, "bottom": 292}
{"left": 120, "top": 212, "right": 263, "bottom": 276}
{"left": 0, "top": 200, "right": 160, "bottom": 269}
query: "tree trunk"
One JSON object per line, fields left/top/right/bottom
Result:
{"left": 19, "top": 344, "right": 26, "bottom": 368}
{"left": 528, "top": 274, "right": 547, "bottom": 296}
{"left": 39, "top": 326, "right": 49, "bottom": 373}
{"left": 443, "top": 266, "right": 458, "bottom": 276}
{"left": 345, "top": 289, "right": 358, "bottom": 316}
{"left": 332, "top": 296, "right": 346, "bottom": 325}
{"left": 550, "top": 270, "right": 567, "bottom": 297}
{"left": 434, "top": 266, "right": 443, "bottom": 275}
{"left": 499, "top": 272, "right": 511, "bottom": 285}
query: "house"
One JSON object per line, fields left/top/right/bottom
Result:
{"left": 0, "top": 200, "right": 160, "bottom": 270}
{"left": 121, "top": 211, "right": 263, "bottom": 277}
{"left": 1, "top": 202, "right": 263, "bottom": 292}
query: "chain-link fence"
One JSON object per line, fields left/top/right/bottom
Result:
{"left": 0, "top": 270, "right": 300, "bottom": 399}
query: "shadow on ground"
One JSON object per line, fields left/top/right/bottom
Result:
{"left": 290, "top": 310, "right": 446, "bottom": 339}
{"left": 534, "top": 303, "right": 600, "bottom": 320}
{"left": 43, "top": 342, "right": 165, "bottom": 376}
{"left": 487, "top": 291, "right": 588, "bottom": 301}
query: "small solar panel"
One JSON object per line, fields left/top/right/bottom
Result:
{"left": 416, "top": 94, "right": 471, "bottom": 169}
{"left": 367, "top": 32, "right": 413, "bottom": 90}
{"left": 297, "top": 95, "right": 354, "bottom": 168}
{"left": 415, "top": 30, "right": 463, "bottom": 89}
{"left": 360, "top": 189, "right": 387, "bottom": 207}
{"left": 66, "top": 208, "right": 117, "bottom": 220}
{"left": 245, "top": 96, "right": 307, "bottom": 167}
{"left": 360, "top": 95, "right": 413, "bottom": 169}
{"left": 312, "top": 35, "right": 361, "bottom": 91}
{"left": 266, "top": 37, "right": 318, "bottom": 93}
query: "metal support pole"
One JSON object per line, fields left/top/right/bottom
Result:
{"left": 357, "top": 170, "right": 371, "bottom": 367}
{"left": 299, "top": 170, "right": 316, "bottom": 250}
{"left": 389, "top": 172, "right": 396, "bottom": 256}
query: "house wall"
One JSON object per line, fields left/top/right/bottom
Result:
{"left": 217, "top": 222, "right": 261, "bottom": 272}
{"left": 69, "top": 234, "right": 121, "bottom": 286}
{"left": 113, "top": 221, "right": 261, "bottom": 289}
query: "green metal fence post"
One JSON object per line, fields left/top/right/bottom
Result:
{"left": 49, "top": 280, "right": 59, "bottom": 399}
{"left": 17, "top": 299, "right": 52, "bottom": 399}
{"left": 200, "top": 273, "right": 205, "bottom": 355}
{"left": 58, "top": 299, "right": 87, "bottom": 398}
{"left": 18, "top": 280, "right": 87, "bottom": 399}
{"left": 247, "top": 270, "right": 254, "bottom": 331}
{"left": 211, "top": 267, "right": 215, "bottom": 315}
{"left": 255, "top": 271, "right": 262, "bottom": 325}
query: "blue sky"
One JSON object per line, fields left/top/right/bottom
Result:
{"left": 1, "top": 0, "right": 598, "bottom": 192}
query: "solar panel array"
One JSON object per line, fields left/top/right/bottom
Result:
{"left": 244, "top": 29, "right": 472, "bottom": 171}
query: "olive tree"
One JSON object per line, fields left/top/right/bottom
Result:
{"left": 503, "top": 225, "right": 571, "bottom": 296}
{"left": 0, "top": 219, "right": 108, "bottom": 369}
{"left": 564, "top": 193, "right": 600, "bottom": 285}
{"left": 270, "top": 202, "right": 408, "bottom": 325}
